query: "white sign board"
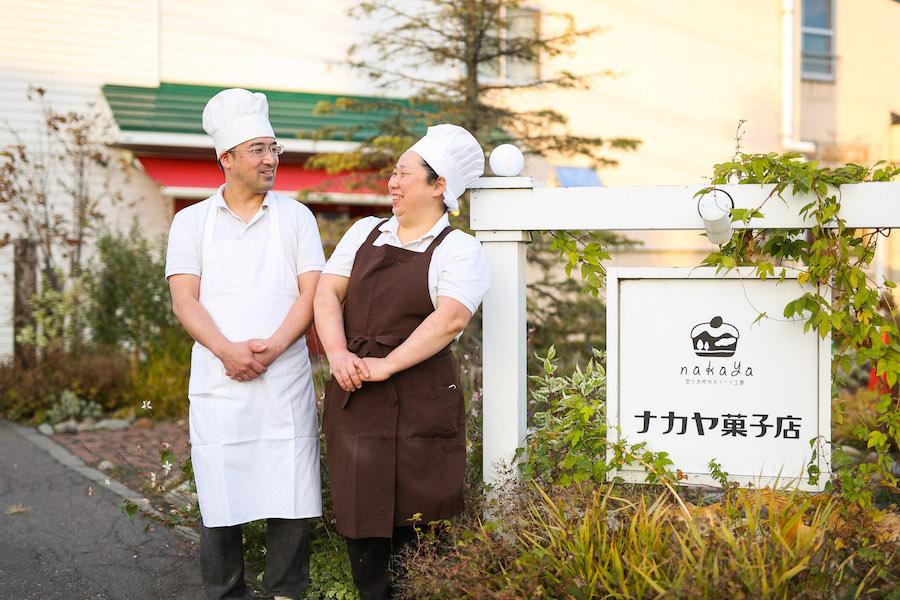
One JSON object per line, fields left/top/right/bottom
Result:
{"left": 606, "top": 267, "right": 831, "bottom": 491}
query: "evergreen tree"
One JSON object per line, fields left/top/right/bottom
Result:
{"left": 308, "top": 0, "right": 641, "bottom": 375}
{"left": 307, "top": 0, "right": 639, "bottom": 179}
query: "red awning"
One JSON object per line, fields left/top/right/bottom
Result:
{"left": 138, "top": 157, "right": 384, "bottom": 195}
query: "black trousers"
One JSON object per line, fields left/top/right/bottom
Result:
{"left": 345, "top": 527, "right": 417, "bottom": 600}
{"left": 200, "top": 518, "right": 311, "bottom": 600}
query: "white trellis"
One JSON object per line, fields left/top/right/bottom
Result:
{"left": 469, "top": 176, "right": 900, "bottom": 485}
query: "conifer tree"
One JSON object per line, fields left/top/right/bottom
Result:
{"left": 307, "top": 0, "right": 639, "bottom": 178}
{"left": 308, "top": 0, "right": 640, "bottom": 373}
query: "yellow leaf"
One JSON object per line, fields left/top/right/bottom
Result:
{"left": 774, "top": 559, "right": 810, "bottom": 587}
{"left": 797, "top": 272, "right": 809, "bottom": 285}
{"left": 875, "top": 512, "right": 900, "bottom": 543}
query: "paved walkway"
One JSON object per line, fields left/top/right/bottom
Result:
{"left": 52, "top": 421, "right": 191, "bottom": 500}
{"left": 0, "top": 419, "right": 203, "bottom": 599}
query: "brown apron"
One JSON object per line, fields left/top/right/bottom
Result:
{"left": 324, "top": 220, "right": 465, "bottom": 539}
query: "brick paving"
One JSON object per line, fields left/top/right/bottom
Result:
{"left": 51, "top": 421, "right": 191, "bottom": 497}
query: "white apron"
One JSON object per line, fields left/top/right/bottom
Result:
{"left": 189, "top": 194, "right": 322, "bottom": 527}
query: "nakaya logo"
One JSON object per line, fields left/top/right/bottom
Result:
{"left": 690, "top": 316, "right": 739, "bottom": 358}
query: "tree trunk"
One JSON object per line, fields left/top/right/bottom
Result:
{"left": 13, "top": 238, "right": 37, "bottom": 366}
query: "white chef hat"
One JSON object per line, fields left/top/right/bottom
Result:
{"left": 407, "top": 124, "right": 484, "bottom": 212}
{"left": 202, "top": 88, "right": 276, "bottom": 158}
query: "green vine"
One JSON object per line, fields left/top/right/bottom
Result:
{"left": 548, "top": 230, "right": 612, "bottom": 296}
{"left": 697, "top": 153, "right": 899, "bottom": 505}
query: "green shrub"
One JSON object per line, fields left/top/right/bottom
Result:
{"left": 0, "top": 358, "right": 55, "bottom": 422}
{"left": 518, "top": 346, "right": 607, "bottom": 486}
{"left": 88, "top": 223, "right": 177, "bottom": 359}
{"left": 833, "top": 388, "right": 884, "bottom": 448}
{"left": 240, "top": 520, "right": 357, "bottom": 599}
{"left": 46, "top": 390, "right": 102, "bottom": 424}
{"left": 4, "top": 222, "right": 176, "bottom": 423}
{"left": 14, "top": 273, "right": 93, "bottom": 352}
{"left": 0, "top": 347, "right": 131, "bottom": 422}
{"left": 305, "top": 531, "right": 358, "bottom": 600}
{"left": 127, "top": 327, "right": 192, "bottom": 419}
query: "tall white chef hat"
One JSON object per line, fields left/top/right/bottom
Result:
{"left": 408, "top": 124, "right": 484, "bottom": 212}
{"left": 202, "top": 88, "right": 276, "bottom": 158}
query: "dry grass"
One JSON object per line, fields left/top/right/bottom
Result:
{"left": 5, "top": 503, "right": 31, "bottom": 516}
{"left": 399, "top": 483, "right": 898, "bottom": 599}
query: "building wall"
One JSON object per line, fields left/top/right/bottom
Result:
{"left": 507, "top": 0, "right": 786, "bottom": 264}
{"left": 511, "top": 0, "right": 898, "bottom": 270}
{"left": 512, "top": 0, "right": 784, "bottom": 187}
{"left": 796, "top": 1, "right": 900, "bottom": 284}
{"left": 0, "top": 0, "right": 160, "bottom": 120}
{"left": 157, "top": 1, "right": 379, "bottom": 95}
{"left": 0, "top": 0, "right": 164, "bottom": 358}
{"left": 800, "top": 0, "right": 900, "bottom": 163}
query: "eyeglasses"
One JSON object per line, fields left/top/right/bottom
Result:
{"left": 233, "top": 144, "right": 284, "bottom": 159}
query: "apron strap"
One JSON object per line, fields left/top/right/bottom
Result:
{"left": 424, "top": 225, "right": 454, "bottom": 255}
{"left": 363, "top": 218, "right": 390, "bottom": 248}
{"left": 264, "top": 193, "right": 292, "bottom": 274}
{"left": 200, "top": 192, "right": 284, "bottom": 274}
{"left": 200, "top": 196, "right": 220, "bottom": 271}
{"left": 265, "top": 192, "right": 281, "bottom": 246}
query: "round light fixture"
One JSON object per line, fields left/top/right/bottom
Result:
{"left": 489, "top": 144, "right": 525, "bottom": 176}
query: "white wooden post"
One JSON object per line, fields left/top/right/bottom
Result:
{"left": 471, "top": 177, "right": 535, "bottom": 485}
{"left": 476, "top": 230, "right": 529, "bottom": 484}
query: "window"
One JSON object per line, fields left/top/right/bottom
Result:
{"left": 801, "top": 0, "right": 835, "bottom": 81}
{"left": 478, "top": 6, "right": 540, "bottom": 83}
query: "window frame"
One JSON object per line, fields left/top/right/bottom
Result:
{"left": 801, "top": 0, "right": 836, "bottom": 82}
{"left": 478, "top": 4, "right": 541, "bottom": 85}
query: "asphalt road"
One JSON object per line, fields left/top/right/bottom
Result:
{"left": 0, "top": 419, "right": 204, "bottom": 599}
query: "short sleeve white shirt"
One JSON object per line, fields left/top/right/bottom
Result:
{"left": 165, "top": 186, "right": 326, "bottom": 280}
{"left": 323, "top": 214, "right": 490, "bottom": 314}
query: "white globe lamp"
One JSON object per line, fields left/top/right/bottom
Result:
{"left": 489, "top": 144, "right": 525, "bottom": 177}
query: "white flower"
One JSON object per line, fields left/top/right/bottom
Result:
{"left": 162, "top": 461, "right": 173, "bottom": 476}
{"left": 141, "top": 401, "right": 152, "bottom": 411}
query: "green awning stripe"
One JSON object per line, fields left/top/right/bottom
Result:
{"left": 102, "top": 82, "right": 425, "bottom": 142}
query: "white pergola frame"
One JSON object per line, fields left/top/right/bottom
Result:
{"left": 469, "top": 176, "right": 900, "bottom": 485}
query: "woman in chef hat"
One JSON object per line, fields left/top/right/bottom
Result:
{"left": 314, "top": 124, "right": 490, "bottom": 599}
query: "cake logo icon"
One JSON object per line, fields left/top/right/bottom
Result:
{"left": 690, "top": 316, "right": 739, "bottom": 357}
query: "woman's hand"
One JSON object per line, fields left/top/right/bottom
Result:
{"left": 329, "top": 350, "right": 370, "bottom": 392}
{"left": 361, "top": 357, "right": 396, "bottom": 382}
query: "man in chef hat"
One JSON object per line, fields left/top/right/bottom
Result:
{"left": 166, "top": 88, "right": 325, "bottom": 600}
